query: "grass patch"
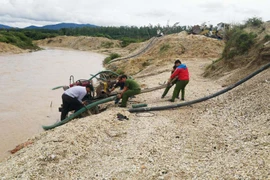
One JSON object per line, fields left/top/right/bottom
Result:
{"left": 103, "top": 53, "right": 121, "bottom": 65}
{"left": 142, "top": 61, "right": 151, "bottom": 67}
{"left": 264, "top": 35, "right": 270, "bottom": 42}
{"left": 159, "top": 44, "right": 170, "bottom": 53}
{"left": 101, "top": 41, "right": 114, "bottom": 48}
{"left": 120, "top": 37, "right": 144, "bottom": 47}
{"left": 116, "top": 69, "right": 125, "bottom": 75}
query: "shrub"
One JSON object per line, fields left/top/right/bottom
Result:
{"left": 244, "top": 17, "right": 263, "bottom": 27}
{"left": 23, "top": 31, "right": 57, "bottom": 40}
{"left": 227, "top": 49, "right": 238, "bottom": 59}
{"left": 103, "top": 53, "right": 121, "bottom": 65}
{"left": 101, "top": 41, "right": 113, "bottom": 48}
{"left": 222, "top": 27, "right": 257, "bottom": 59}
{"left": 0, "top": 36, "right": 8, "bottom": 43}
{"left": 110, "top": 53, "right": 121, "bottom": 59}
{"left": 120, "top": 37, "right": 137, "bottom": 47}
{"left": 159, "top": 44, "right": 170, "bottom": 53}
{"left": 103, "top": 57, "right": 112, "bottom": 65}
{"left": 5, "top": 36, "right": 17, "bottom": 43}
{"left": 95, "top": 33, "right": 105, "bottom": 37}
{"left": 142, "top": 61, "right": 150, "bottom": 67}
{"left": 120, "top": 37, "right": 144, "bottom": 47}
{"left": 116, "top": 69, "right": 125, "bottom": 75}
{"left": 0, "top": 31, "right": 38, "bottom": 49}
{"left": 236, "top": 33, "right": 257, "bottom": 53}
{"left": 264, "top": 35, "right": 270, "bottom": 41}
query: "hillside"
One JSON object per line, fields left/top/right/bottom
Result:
{"left": 204, "top": 22, "right": 270, "bottom": 85}
{"left": 0, "top": 23, "right": 97, "bottom": 30}
{"left": 34, "top": 32, "right": 225, "bottom": 75}
{"left": 34, "top": 35, "right": 146, "bottom": 57}
{"left": 0, "top": 24, "right": 269, "bottom": 179}
{"left": 106, "top": 32, "right": 224, "bottom": 75}
{"left": 24, "top": 23, "right": 97, "bottom": 30}
{"left": 0, "top": 42, "right": 29, "bottom": 54}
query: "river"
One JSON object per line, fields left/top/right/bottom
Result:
{"left": 0, "top": 48, "right": 105, "bottom": 161}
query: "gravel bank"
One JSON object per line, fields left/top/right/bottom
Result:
{"left": 0, "top": 59, "right": 269, "bottom": 179}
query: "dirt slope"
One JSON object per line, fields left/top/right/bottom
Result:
{"left": 34, "top": 36, "right": 146, "bottom": 57}
{"left": 106, "top": 32, "right": 225, "bottom": 75}
{"left": 0, "top": 26, "right": 269, "bottom": 179}
{"left": 0, "top": 42, "right": 29, "bottom": 54}
{"left": 203, "top": 22, "right": 270, "bottom": 85}
{"left": 33, "top": 32, "right": 225, "bottom": 76}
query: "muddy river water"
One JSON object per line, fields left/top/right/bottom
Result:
{"left": 0, "top": 48, "right": 105, "bottom": 161}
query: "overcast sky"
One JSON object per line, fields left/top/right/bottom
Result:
{"left": 0, "top": 0, "right": 269, "bottom": 28}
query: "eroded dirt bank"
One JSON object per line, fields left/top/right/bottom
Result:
{"left": 0, "top": 42, "right": 29, "bottom": 54}
{"left": 0, "top": 31, "right": 269, "bottom": 179}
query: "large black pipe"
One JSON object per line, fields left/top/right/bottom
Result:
{"left": 129, "top": 62, "right": 270, "bottom": 113}
{"left": 109, "top": 37, "right": 158, "bottom": 64}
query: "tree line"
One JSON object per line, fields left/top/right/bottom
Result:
{"left": 0, "top": 24, "right": 188, "bottom": 49}
{"left": 0, "top": 17, "right": 266, "bottom": 50}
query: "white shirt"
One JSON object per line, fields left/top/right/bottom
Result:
{"left": 64, "top": 86, "right": 87, "bottom": 103}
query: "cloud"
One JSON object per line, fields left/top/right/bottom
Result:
{"left": 0, "top": 0, "right": 269, "bottom": 28}
{"left": 136, "top": 10, "right": 169, "bottom": 18}
{"left": 199, "top": 1, "right": 226, "bottom": 11}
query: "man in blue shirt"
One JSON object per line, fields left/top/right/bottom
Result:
{"left": 60, "top": 85, "right": 92, "bottom": 121}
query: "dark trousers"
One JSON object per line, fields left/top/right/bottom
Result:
{"left": 162, "top": 81, "right": 180, "bottom": 98}
{"left": 61, "top": 94, "right": 83, "bottom": 121}
{"left": 171, "top": 80, "right": 189, "bottom": 101}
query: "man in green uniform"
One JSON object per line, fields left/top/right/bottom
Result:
{"left": 117, "top": 75, "right": 141, "bottom": 107}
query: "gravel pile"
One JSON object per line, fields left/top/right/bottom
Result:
{"left": 0, "top": 59, "right": 269, "bottom": 179}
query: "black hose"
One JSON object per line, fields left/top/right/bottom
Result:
{"left": 129, "top": 62, "right": 270, "bottom": 113}
{"left": 109, "top": 37, "right": 158, "bottom": 64}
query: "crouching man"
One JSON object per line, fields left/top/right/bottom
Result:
{"left": 60, "top": 85, "right": 92, "bottom": 121}
{"left": 117, "top": 75, "right": 141, "bottom": 107}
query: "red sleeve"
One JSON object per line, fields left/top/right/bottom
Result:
{"left": 170, "top": 68, "right": 180, "bottom": 79}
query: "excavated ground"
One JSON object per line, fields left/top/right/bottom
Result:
{"left": 0, "top": 27, "right": 269, "bottom": 179}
